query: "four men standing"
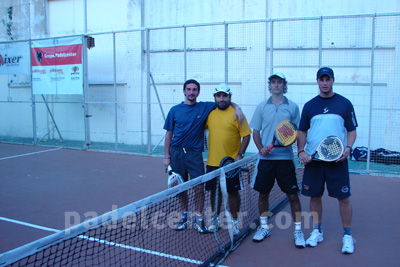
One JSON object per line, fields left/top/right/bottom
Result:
{"left": 163, "top": 67, "right": 357, "bottom": 254}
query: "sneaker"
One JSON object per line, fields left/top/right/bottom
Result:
{"left": 193, "top": 217, "right": 208, "bottom": 234}
{"left": 252, "top": 226, "right": 271, "bottom": 242}
{"left": 306, "top": 229, "right": 323, "bottom": 247}
{"left": 294, "top": 231, "right": 306, "bottom": 248}
{"left": 342, "top": 235, "right": 355, "bottom": 254}
{"left": 174, "top": 215, "right": 190, "bottom": 231}
{"left": 232, "top": 219, "right": 240, "bottom": 236}
{"left": 208, "top": 217, "right": 219, "bottom": 233}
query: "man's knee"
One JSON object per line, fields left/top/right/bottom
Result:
{"left": 338, "top": 197, "right": 351, "bottom": 205}
{"left": 287, "top": 193, "right": 299, "bottom": 202}
{"left": 259, "top": 192, "right": 270, "bottom": 201}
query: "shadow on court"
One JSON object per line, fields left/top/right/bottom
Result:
{"left": 0, "top": 143, "right": 166, "bottom": 254}
{"left": 0, "top": 143, "right": 399, "bottom": 266}
{"left": 223, "top": 173, "right": 400, "bottom": 266}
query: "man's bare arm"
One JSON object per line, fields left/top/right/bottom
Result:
{"left": 163, "top": 130, "right": 173, "bottom": 171}
{"left": 230, "top": 102, "right": 244, "bottom": 123}
{"left": 235, "top": 134, "right": 251, "bottom": 161}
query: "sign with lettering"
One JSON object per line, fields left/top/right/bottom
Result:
{"left": 0, "top": 42, "right": 30, "bottom": 75}
{"left": 31, "top": 37, "right": 83, "bottom": 95}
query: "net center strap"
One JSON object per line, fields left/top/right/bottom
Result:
{"left": 219, "top": 169, "right": 234, "bottom": 250}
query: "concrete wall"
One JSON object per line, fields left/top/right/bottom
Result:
{"left": 43, "top": 0, "right": 400, "bottom": 36}
{"left": 2, "top": 0, "right": 399, "bottom": 40}
{"left": 1, "top": 0, "right": 400, "bottom": 154}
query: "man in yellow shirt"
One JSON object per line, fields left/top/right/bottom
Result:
{"left": 205, "top": 83, "right": 251, "bottom": 235}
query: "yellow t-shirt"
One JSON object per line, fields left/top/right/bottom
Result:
{"left": 206, "top": 106, "right": 252, "bottom": 167}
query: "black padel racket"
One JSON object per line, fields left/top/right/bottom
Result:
{"left": 219, "top": 156, "right": 238, "bottom": 179}
{"left": 219, "top": 156, "right": 249, "bottom": 178}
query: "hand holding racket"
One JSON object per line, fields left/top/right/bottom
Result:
{"left": 167, "top": 165, "right": 184, "bottom": 188}
{"left": 262, "top": 120, "right": 298, "bottom": 155}
{"left": 311, "top": 136, "right": 344, "bottom": 162}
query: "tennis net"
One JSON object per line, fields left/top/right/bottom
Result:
{"left": 0, "top": 153, "right": 302, "bottom": 267}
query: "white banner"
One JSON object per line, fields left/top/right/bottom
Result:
{"left": 0, "top": 42, "right": 30, "bottom": 75}
{"left": 31, "top": 37, "right": 83, "bottom": 95}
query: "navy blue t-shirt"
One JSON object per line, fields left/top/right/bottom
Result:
{"left": 299, "top": 93, "right": 358, "bottom": 154}
{"left": 164, "top": 101, "right": 216, "bottom": 151}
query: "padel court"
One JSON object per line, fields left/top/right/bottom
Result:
{"left": 1, "top": 143, "right": 399, "bottom": 266}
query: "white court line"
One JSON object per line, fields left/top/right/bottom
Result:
{"left": 0, "top": 217, "right": 226, "bottom": 266}
{"left": 0, "top": 217, "right": 59, "bottom": 232}
{"left": 0, "top": 147, "right": 62, "bottom": 161}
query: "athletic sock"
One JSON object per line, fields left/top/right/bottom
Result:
{"left": 294, "top": 222, "right": 302, "bottom": 232}
{"left": 195, "top": 213, "right": 202, "bottom": 223}
{"left": 344, "top": 227, "right": 352, "bottom": 236}
{"left": 260, "top": 216, "right": 269, "bottom": 229}
{"left": 313, "top": 223, "right": 322, "bottom": 233}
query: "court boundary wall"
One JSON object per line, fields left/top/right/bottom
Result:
{"left": 1, "top": 12, "right": 400, "bottom": 176}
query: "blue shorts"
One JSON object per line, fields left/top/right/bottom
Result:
{"left": 170, "top": 146, "right": 205, "bottom": 181}
{"left": 301, "top": 160, "right": 351, "bottom": 199}
{"left": 252, "top": 160, "right": 299, "bottom": 195}
{"left": 205, "top": 165, "right": 242, "bottom": 193}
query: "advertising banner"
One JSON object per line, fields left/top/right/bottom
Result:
{"left": 31, "top": 37, "right": 83, "bottom": 95}
{"left": 0, "top": 42, "right": 30, "bottom": 75}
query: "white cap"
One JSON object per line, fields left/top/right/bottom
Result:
{"left": 268, "top": 72, "right": 287, "bottom": 82}
{"left": 214, "top": 83, "right": 232, "bottom": 95}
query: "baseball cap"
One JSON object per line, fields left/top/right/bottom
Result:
{"left": 268, "top": 72, "right": 287, "bottom": 82}
{"left": 214, "top": 83, "right": 232, "bottom": 95}
{"left": 317, "top": 67, "right": 334, "bottom": 79}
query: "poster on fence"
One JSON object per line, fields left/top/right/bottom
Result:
{"left": 0, "top": 42, "right": 30, "bottom": 75}
{"left": 31, "top": 37, "right": 83, "bottom": 95}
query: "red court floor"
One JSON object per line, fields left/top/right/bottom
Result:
{"left": 0, "top": 143, "right": 399, "bottom": 266}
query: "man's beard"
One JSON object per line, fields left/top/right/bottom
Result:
{"left": 186, "top": 94, "right": 197, "bottom": 101}
{"left": 217, "top": 101, "right": 230, "bottom": 110}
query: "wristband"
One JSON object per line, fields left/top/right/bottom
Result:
{"left": 297, "top": 150, "right": 305, "bottom": 157}
{"left": 346, "top": 146, "right": 352, "bottom": 152}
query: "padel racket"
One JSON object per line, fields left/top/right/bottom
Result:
{"left": 219, "top": 156, "right": 249, "bottom": 178}
{"left": 167, "top": 165, "right": 184, "bottom": 188}
{"left": 312, "top": 136, "right": 344, "bottom": 162}
{"left": 219, "top": 157, "right": 238, "bottom": 179}
{"left": 267, "top": 120, "right": 298, "bottom": 151}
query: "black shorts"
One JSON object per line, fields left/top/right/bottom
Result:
{"left": 301, "top": 160, "right": 351, "bottom": 199}
{"left": 170, "top": 146, "right": 205, "bottom": 181}
{"left": 251, "top": 160, "right": 299, "bottom": 195}
{"left": 205, "top": 165, "right": 242, "bottom": 193}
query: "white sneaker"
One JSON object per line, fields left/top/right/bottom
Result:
{"left": 193, "top": 216, "right": 208, "bottom": 234}
{"left": 232, "top": 219, "right": 240, "bottom": 236}
{"left": 253, "top": 226, "right": 270, "bottom": 242}
{"left": 208, "top": 218, "right": 219, "bottom": 233}
{"left": 306, "top": 229, "right": 323, "bottom": 247}
{"left": 342, "top": 235, "right": 355, "bottom": 254}
{"left": 294, "top": 231, "right": 306, "bottom": 248}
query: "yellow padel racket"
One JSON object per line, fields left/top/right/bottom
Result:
{"left": 267, "top": 120, "right": 298, "bottom": 151}
{"left": 312, "top": 136, "right": 344, "bottom": 162}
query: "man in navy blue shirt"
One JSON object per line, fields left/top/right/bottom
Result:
{"left": 297, "top": 67, "right": 357, "bottom": 254}
{"left": 163, "top": 79, "right": 243, "bottom": 234}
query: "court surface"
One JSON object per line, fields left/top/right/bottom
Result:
{"left": 1, "top": 143, "right": 399, "bottom": 266}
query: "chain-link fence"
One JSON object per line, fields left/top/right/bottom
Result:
{"left": 1, "top": 13, "right": 400, "bottom": 176}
